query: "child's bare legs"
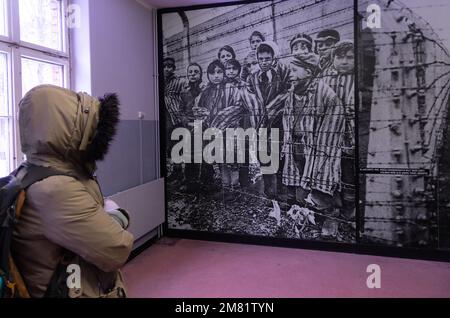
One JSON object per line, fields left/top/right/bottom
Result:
{"left": 220, "top": 164, "right": 240, "bottom": 202}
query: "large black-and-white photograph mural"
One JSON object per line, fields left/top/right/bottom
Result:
{"left": 160, "top": 0, "right": 450, "bottom": 254}
{"left": 161, "top": 0, "right": 356, "bottom": 243}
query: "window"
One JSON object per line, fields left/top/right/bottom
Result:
{"left": 0, "top": 51, "right": 12, "bottom": 176}
{"left": 0, "top": 52, "right": 8, "bottom": 117}
{"left": 19, "top": 0, "right": 64, "bottom": 51}
{"left": 22, "top": 57, "right": 64, "bottom": 96}
{"left": 0, "top": 0, "right": 6, "bottom": 36}
{"left": 0, "top": 0, "right": 70, "bottom": 173}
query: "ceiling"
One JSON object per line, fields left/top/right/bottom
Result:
{"left": 139, "top": 0, "right": 242, "bottom": 9}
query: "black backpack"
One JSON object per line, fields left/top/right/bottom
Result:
{"left": 0, "top": 163, "right": 72, "bottom": 298}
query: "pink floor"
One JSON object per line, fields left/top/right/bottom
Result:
{"left": 122, "top": 238, "right": 450, "bottom": 298}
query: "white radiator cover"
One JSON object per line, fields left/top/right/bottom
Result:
{"left": 107, "top": 178, "right": 165, "bottom": 243}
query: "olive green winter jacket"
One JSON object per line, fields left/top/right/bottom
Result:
{"left": 12, "top": 85, "right": 134, "bottom": 298}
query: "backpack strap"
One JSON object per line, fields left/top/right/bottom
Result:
{"left": 14, "top": 164, "right": 76, "bottom": 221}
{"left": 19, "top": 164, "right": 76, "bottom": 190}
{"left": 11, "top": 164, "right": 77, "bottom": 298}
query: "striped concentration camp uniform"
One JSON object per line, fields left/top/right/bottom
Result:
{"left": 280, "top": 79, "right": 345, "bottom": 195}
{"left": 210, "top": 81, "right": 245, "bottom": 130}
{"left": 164, "top": 75, "right": 186, "bottom": 126}
{"left": 323, "top": 71, "right": 355, "bottom": 152}
{"left": 245, "top": 62, "right": 291, "bottom": 129}
{"left": 321, "top": 69, "right": 355, "bottom": 196}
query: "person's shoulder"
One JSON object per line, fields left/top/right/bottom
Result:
{"left": 316, "top": 78, "right": 329, "bottom": 88}
{"left": 320, "top": 65, "right": 338, "bottom": 77}
{"left": 175, "top": 76, "right": 187, "bottom": 87}
{"left": 248, "top": 71, "right": 259, "bottom": 82}
{"left": 275, "top": 59, "right": 288, "bottom": 68}
{"left": 28, "top": 174, "right": 82, "bottom": 197}
{"left": 315, "top": 79, "right": 341, "bottom": 103}
{"left": 168, "top": 75, "right": 185, "bottom": 86}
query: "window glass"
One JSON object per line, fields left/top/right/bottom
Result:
{"left": 21, "top": 57, "right": 64, "bottom": 96}
{"left": 19, "top": 0, "right": 63, "bottom": 51}
{"left": 0, "top": 0, "right": 7, "bottom": 36}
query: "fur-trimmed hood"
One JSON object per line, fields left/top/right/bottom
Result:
{"left": 18, "top": 85, "right": 120, "bottom": 175}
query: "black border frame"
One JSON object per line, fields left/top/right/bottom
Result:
{"left": 157, "top": 0, "right": 450, "bottom": 263}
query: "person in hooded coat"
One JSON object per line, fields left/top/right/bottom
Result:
{"left": 11, "top": 84, "right": 134, "bottom": 298}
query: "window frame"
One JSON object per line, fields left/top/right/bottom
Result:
{"left": 0, "top": 43, "right": 15, "bottom": 174}
{"left": 0, "top": 0, "right": 71, "bottom": 170}
{"left": 0, "top": 0, "right": 8, "bottom": 38}
{"left": 13, "top": 0, "right": 70, "bottom": 57}
{"left": 20, "top": 47, "right": 70, "bottom": 91}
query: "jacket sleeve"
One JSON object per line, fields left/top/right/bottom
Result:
{"left": 27, "top": 176, "right": 134, "bottom": 273}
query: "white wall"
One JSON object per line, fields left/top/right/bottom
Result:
{"left": 71, "top": 0, "right": 157, "bottom": 121}
{"left": 70, "top": 0, "right": 164, "bottom": 246}
{"left": 89, "top": 0, "right": 156, "bottom": 121}
{"left": 70, "top": 0, "right": 92, "bottom": 94}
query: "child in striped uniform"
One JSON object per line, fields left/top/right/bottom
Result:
{"left": 312, "top": 40, "right": 356, "bottom": 236}
{"left": 281, "top": 33, "right": 321, "bottom": 205}
{"left": 192, "top": 60, "right": 227, "bottom": 195}
{"left": 163, "top": 57, "right": 186, "bottom": 183}
{"left": 241, "top": 31, "right": 265, "bottom": 82}
{"left": 224, "top": 59, "right": 250, "bottom": 189}
{"left": 164, "top": 57, "right": 186, "bottom": 128}
{"left": 270, "top": 52, "right": 345, "bottom": 238}
{"left": 193, "top": 60, "right": 243, "bottom": 200}
{"left": 245, "top": 42, "right": 291, "bottom": 205}
{"left": 333, "top": 41, "right": 355, "bottom": 220}
{"left": 180, "top": 63, "right": 212, "bottom": 193}
{"left": 324, "top": 40, "right": 356, "bottom": 221}
{"left": 219, "top": 59, "right": 244, "bottom": 196}
{"left": 314, "top": 29, "right": 341, "bottom": 81}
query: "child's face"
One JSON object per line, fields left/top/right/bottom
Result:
{"left": 248, "top": 60, "right": 260, "bottom": 74}
{"left": 292, "top": 41, "right": 310, "bottom": 57}
{"left": 258, "top": 52, "right": 274, "bottom": 72}
{"left": 187, "top": 65, "right": 201, "bottom": 83}
{"left": 316, "top": 39, "right": 337, "bottom": 58}
{"left": 208, "top": 66, "right": 224, "bottom": 84}
{"left": 250, "top": 36, "right": 263, "bottom": 50}
{"left": 163, "top": 64, "right": 175, "bottom": 78}
{"left": 219, "top": 50, "right": 233, "bottom": 64}
{"left": 289, "top": 63, "right": 312, "bottom": 86}
{"left": 333, "top": 50, "right": 354, "bottom": 74}
{"left": 225, "top": 65, "right": 240, "bottom": 79}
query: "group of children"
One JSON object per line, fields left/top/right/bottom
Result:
{"left": 164, "top": 28, "right": 355, "bottom": 237}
